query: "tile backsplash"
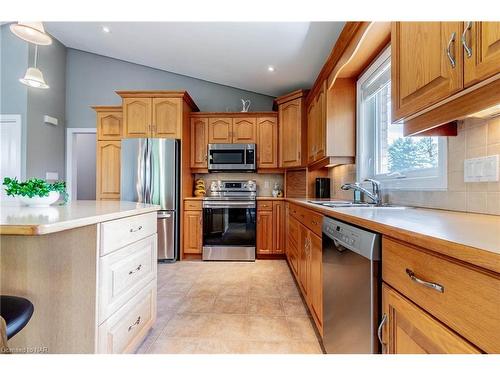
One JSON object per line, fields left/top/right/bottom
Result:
{"left": 195, "top": 173, "right": 284, "bottom": 197}
{"left": 329, "top": 116, "right": 500, "bottom": 215}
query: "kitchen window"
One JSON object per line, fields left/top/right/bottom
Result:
{"left": 356, "top": 47, "right": 447, "bottom": 190}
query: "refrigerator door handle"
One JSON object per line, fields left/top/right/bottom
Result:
{"left": 144, "top": 139, "right": 152, "bottom": 203}
{"left": 136, "top": 139, "right": 147, "bottom": 203}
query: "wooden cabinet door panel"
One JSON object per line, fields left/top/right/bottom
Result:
{"left": 257, "top": 210, "right": 273, "bottom": 255}
{"left": 298, "top": 225, "right": 311, "bottom": 296}
{"left": 256, "top": 117, "right": 278, "bottom": 168}
{"left": 208, "top": 118, "right": 232, "bottom": 143}
{"left": 96, "top": 141, "right": 121, "bottom": 200}
{"left": 183, "top": 210, "right": 202, "bottom": 254}
{"left": 464, "top": 22, "right": 500, "bottom": 86}
{"left": 232, "top": 117, "right": 256, "bottom": 143}
{"left": 309, "top": 232, "right": 323, "bottom": 332}
{"left": 97, "top": 112, "right": 122, "bottom": 141}
{"left": 190, "top": 118, "right": 208, "bottom": 168}
{"left": 272, "top": 201, "right": 285, "bottom": 254}
{"left": 315, "top": 82, "right": 326, "bottom": 160}
{"left": 381, "top": 284, "right": 480, "bottom": 354}
{"left": 153, "top": 98, "right": 181, "bottom": 138}
{"left": 123, "top": 98, "right": 152, "bottom": 138}
{"left": 392, "top": 22, "right": 463, "bottom": 121}
{"left": 307, "top": 100, "right": 316, "bottom": 163}
{"left": 279, "top": 99, "right": 302, "bottom": 167}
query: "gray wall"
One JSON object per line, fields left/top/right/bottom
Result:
{"left": 0, "top": 24, "right": 66, "bottom": 180}
{"left": 66, "top": 49, "right": 275, "bottom": 128}
{"left": 0, "top": 25, "right": 29, "bottom": 177}
{"left": 26, "top": 38, "right": 67, "bottom": 180}
{"left": 76, "top": 133, "right": 96, "bottom": 200}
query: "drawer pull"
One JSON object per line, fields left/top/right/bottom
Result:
{"left": 377, "top": 313, "right": 388, "bottom": 354}
{"left": 128, "top": 264, "right": 142, "bottom": 275}
{"left": 128, "top": 316, "right": 141, "bottom": 331}
{"left": 311, "top": 220, "right": 318, "bottom": 226}
{"left": 406, "top": 268, "right": 444, "bottom": 293}
{"left": 129, "top": 225, "right": 143, "bottom": 233}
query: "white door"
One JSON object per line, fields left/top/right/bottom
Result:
{"left": 0, "top": 115, "right": 22, "bottom": 202}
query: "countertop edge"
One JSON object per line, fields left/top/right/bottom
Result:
{"left": 287, "top": 198, "right": 500, "bottom": 274}
{"left": 0, "top": 205, "right": 160, "bottom": 236}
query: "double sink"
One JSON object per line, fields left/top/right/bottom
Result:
{"left": 308, "top": 200, "right": 407, "bottom": 210}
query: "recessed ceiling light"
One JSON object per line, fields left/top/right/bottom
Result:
{"left": 267, "top": 66, "right": 275, "bottom": 72}
{"left": 102, "top": 26, "right": 111, "bottom": 33}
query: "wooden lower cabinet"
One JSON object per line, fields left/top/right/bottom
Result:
{"left": 96, "top": 141, "right": 121, "bottom": 200}
{"left": 298, "top": 224, "right": 311, "bottom": 297}
{"left": 257, "top": 200, "right": 285, "bottom": 256}
{"left": 183, "top": 210, "right": 202, "bottom": 254}
{"left": 272, "top": 201, "right": 285, "bottom": 254}
{"left": 381, "top": 284, "right": 480, "bottom": 354}
{"left": 309, "top": 231, "right": 323, "bottom": 331}
{"left": 256, "top": 209, "right": 273, "bottom": 255}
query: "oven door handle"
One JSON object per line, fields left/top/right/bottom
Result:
{"left": 203, "top": 202, "right": 256, "bottom": 209}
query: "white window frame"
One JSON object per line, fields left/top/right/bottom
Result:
{"left": 356, "top": 47, "right": 447, "bottom": 191}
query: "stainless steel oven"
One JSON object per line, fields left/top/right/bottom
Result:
{"left": 202, "top": 180, "right": 257, "bottom": 261}
{"left": 207, "top": 144, "right": 256, "bottom": 172}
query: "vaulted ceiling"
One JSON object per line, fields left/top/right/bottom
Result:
{"left": 45, "top": 22, "right": 344, "bottom": 97}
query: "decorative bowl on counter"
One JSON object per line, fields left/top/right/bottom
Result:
{"left": 18, "top": 191, "right": 60, "bottom": 207}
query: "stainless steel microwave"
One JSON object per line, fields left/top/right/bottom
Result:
{"left": 207, "top": 144, "right": 256, "bottom": 172}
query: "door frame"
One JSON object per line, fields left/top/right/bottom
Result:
{"left": 0, "top": 114, "right": 23, "bottom": 202}
{"left": 66, "top": 127, "right": 96, "bottom": 201}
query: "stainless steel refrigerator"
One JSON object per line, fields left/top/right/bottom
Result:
{"left": 121, "top": 138, "right": 179, "bottom": 262}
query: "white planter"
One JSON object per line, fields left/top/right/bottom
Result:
{"left": 18, "top": 191, "right": 60, "bottom": 207}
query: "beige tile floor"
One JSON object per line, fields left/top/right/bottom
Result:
{"left": 136, "top": 260, "right": 323, "bottom": 354}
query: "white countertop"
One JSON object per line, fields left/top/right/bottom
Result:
{"left": 0, "top": 200, "right": 160, "bottom": 235}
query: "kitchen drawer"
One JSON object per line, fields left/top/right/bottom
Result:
{"left": 291, "top": 205, "right": 322, "bottom": 237}
{"left": 99, "top": 234, "right": 157, "bottom": 323}
{"left": 288, "top": 215, "right": 300, "bottom": 248}
{"left": 98, "top": 279, "right": 156, "bottom": 354}
{"left": 382, "top": 237, "right": 500, "bottom": 353}
{"left": 100, "top": 212, "right": 156, "bottom": 255}
{"left": 257, "top": 200, "right": 273, "bottom": 211}
{"left": 184, "top": 200, "right": 202, "bottom": 210}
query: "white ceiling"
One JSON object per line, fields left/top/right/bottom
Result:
{"left": 45, "top": 22, "right": 344, "bottom": 97}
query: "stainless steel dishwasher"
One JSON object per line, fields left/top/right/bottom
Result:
{"left": 322, "top": 216, "right": 381, "bottom": 354}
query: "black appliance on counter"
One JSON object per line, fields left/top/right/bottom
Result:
{"left": 315, "top": 177, "right": 331, "bottom": 199}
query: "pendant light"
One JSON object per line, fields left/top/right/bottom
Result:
{"left": 10, "top": 22, "right": 52, "bottom": 45}
{"left": 19, "top": 45, "right": 49, "bottom": 89}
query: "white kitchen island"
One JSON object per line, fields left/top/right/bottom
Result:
{"left": 0, "top": 201, "right": 160, "bottom": 354}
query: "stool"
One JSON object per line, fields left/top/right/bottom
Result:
{"left": 0, "top": 295, "right": 34, "bottom": 339}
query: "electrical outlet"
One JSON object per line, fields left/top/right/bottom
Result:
{"left": 464, "top": 155, "right": 499, "bottom": 182}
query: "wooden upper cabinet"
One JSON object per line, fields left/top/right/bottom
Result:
{"left": 314, "top": 82, "right": 326, "bottom": 160}
{"left": 278, "top": 92, "right": 306, "bottom": 168}
{"left": 232, "top": 117, "right": 256, "bottom": 143}
{"left": 464, "top": 22, "right": 500, "bottom": 87}
{"left": 208, "top": 118, "right": 232, "bottom": 143}
{"left": 123, "top": 98, "right": 152, "bottom": 138}
{"left": 306, "top": 81, "right": 326, "bottom": 165}
{"left": 93, "top": 106, "right": 122, "bottom": 141}
{"left": 96, "top": 141, "right": 121, "bottom": 200}
{"left": 307, "top": 100, "right": 316, "bottom": 164}
{"left": 257, "top": 209, "right": 273, "bottom": 255}
{"left": 152, "top": 97, "right": 181, "bottom": 138}
{"left": 392, "top": 22, "right": 463, "bottom": 122}
{"left": 256, "top": 117, "right": 278, "bottom": 169}
{"left": 381, "top": 284, "right": 480, "bottom": 354}
{"left": 190, "top": 117, "right": 208, "bottom": 168}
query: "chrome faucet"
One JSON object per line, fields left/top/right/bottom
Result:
{"left": 341, "top": 178, "right": 382, "bottom": 206}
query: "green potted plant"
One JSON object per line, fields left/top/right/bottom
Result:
{"left": 3, "top": 177, "right": 68, "bottom": 207}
